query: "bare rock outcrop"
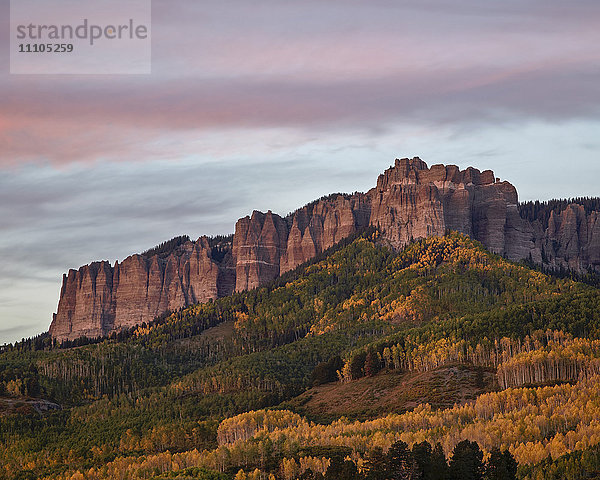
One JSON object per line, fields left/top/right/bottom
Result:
{"left": 49, "top": 237, "right": 231, "bottom": 340}
{"left": 365, "top": 158, "right": 536, "bottom": 260}
{"left": 233, "top": 211, "right": 289, "bottom": 292}
{"left": 536, "top": 205, "right": 600, "bottom": 272}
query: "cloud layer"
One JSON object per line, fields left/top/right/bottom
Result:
{"left": 2, "top": 0, "right": 599, "bottom": 165}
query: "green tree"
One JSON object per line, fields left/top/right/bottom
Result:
{"left": 350, "top": 351, "right": 367, "bottom": 380}
{"left": 363, "top": 446, "right": 388, "bottom": 480}
{"left": 324, "top": 457, "right": 359, "bottom": 480}
{"left": 364, "top": 351, "right": 381, "bottom": 377}
{"left": 310, "top": 356, "right": 344, "bottom": 386}
{"left": 413, "top": 441, "right": 439, "bottom": 480}
{"left": 430, "top": 443, "right": 448, "bottom": 480}
{"left": 485, "top": 448, "right": 517, "bottom": 480}
{"left": 449, "top": 441, "right": 484, "bottom": 480}
{"left": 388, "top": 440, "right": 418, "bottom": 480}
{"left": 298, "top": 469, "right": 324, "bottom": 480}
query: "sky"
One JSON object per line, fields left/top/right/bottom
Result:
{"left": 1, "top": 0, "right": 599, "bottom": 343}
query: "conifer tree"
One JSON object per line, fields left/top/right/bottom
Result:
{"left": 449, "top": 441, "right": 484, "bottom": 480}
{"left": 485, "top": 448, "right": 517, "bottom": 480}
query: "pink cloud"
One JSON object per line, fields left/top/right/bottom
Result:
{"left": 1, "top": 0, "right": 599, "bottom": 166}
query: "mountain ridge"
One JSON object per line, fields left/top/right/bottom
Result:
{"left": 4, "top": 231, "right": 600, "bottom": 479}
{"left": 49, "top": 157, "right": 600, "bottom": 341}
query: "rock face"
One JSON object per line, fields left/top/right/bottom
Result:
{"left": 49, "top": 237, "right": 233, "bottom": 340}
{"left": 233, "top": 195, "right": 370, "bottom": 291}
{"left": 50, "top": 158, "right": 600, "bottom": 340}
{"left": 367, "top": 158, "right": 530, "bottom": 258}
{"left": 233, "top": 211, "right": 289, "bottom": 292}
{"left": 535, "top": 206, "right": 600, "bottom": 272}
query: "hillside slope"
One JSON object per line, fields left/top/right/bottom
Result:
{"left": 3, "top": 233, "right": 600, "bottom": 479}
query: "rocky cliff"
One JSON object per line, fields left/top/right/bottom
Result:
{"left": 531, "top": 205, "right": 600, "bottom": 272}
{"left": 50, "top": 158, "right": 600, "bottom": 340}
{"left": 49, "top": 237, "right": 234, "bottom": 340}
{"left": 233, "top": 194, "right": 370, "bottom": 291}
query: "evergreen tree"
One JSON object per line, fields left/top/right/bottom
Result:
{"left": 310, "top": 356, "right": 344, "bottom": 386}
{"left": 430, "top": 443, "right": 449, "bottom": 480}
{"left": 299, "top": 469, "right": 324, "bottom": 480}
{"left": 485, "top": 448, "right": 517, "bottom": 480}
{"left": 324, "top": 457, "right": 359, "bottom": 480}
{"left": 388, "top": 440, "right": 418, "bottom": 480}
{"left": 363, "top": 447, "right": 388, "bottom": 480}
{"left": 350, "top": 351, "right": 367, "bottom": 380}
{"left": 364, "top": 351, "right": 381, "bottom": 377}
{"left": 412, "top": 441, "right": 435, "bottom": 480}
{"left": 449, "top": 441, "right": 484, "bottom": 480}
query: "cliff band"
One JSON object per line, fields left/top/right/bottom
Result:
{"left": 50, "top": 158, "right": 600, "bottom": 340}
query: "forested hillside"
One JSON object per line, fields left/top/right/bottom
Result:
{"left": 1, "top": 231, "right": 600, "bottom": 480}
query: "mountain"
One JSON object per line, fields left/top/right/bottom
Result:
{"left": 49, "top": 157, "right": 600, "bottom": 340}
{"left": 3, "top": 232, "right": 600, "bottom": 480}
